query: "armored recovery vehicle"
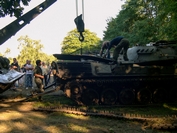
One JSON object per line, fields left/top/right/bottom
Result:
{"left": 0, "top": 0, "right": 176, "bottom": 106}
{"left": 53, "top": 40, "right": 177, "bottom": 105}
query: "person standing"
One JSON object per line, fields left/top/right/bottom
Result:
{"left": 51, "top": 62, "right": 60, "bottom": 81}
{"left": 11, "top": 58, "right": 20, "bottom": 90}
{"left": 24, "top": 60, "right": 34, "bottom": 89}
{"left": 100, "top": 36, "right": 130, "bottom": 61}
{"left": 33, "top": 59, "right": 44, "bottom": 101}
{"left": 21, "top": 60, "right": 28, "bottom": 87}
{"left": 41, "top": 62, "right": 49, "bottom": 86}
{"left": 11, "top": 58, "right": 20, "bottom": 72}
{"left": 21, "top": 60, "right": 28, "bottom": 73}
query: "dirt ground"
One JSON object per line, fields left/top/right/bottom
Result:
{"left": 0, "top": 101, "right": 165, "bottom": 133}
{"left": 0, "top": 84, "right": 175, "bottom": 133}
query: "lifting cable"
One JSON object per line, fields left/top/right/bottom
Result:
{"left": 74, "top": 0, "right": 85, "bottom": 42}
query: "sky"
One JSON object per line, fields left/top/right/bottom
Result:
{"left": 0, "top": 0, "right": 124, "bottom": 58}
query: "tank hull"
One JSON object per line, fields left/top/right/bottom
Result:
{"left": 54, "top": 54, "right": 177, "bottom": 105}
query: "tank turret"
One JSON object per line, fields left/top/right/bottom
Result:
{"left": 119, "top": 40, "right": 177, "bottom": 66}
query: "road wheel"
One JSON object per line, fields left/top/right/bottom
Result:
{"left": 119, "top": 88, "right": 135, "bottom": 105}
{"left": 153, "top": 88, "right": 166, "bottom": 103}
{"left": 101, "top": 89, "right": 117, "bottom": 105}
{"left": 137, "top": 88, "right": 151, "bottom": 105}
{"left": 81, "top": 89, "right": 99, "bottom": 105}
{"left": 64, "top": 81, "right": 82, "bottom": 99}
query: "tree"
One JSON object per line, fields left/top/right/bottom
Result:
{"left": 0, "top": 0, "right": 31, "bottom": 18}
{"left": 61, "top": 29, "right": 101, "bottom": 55}
{"left": 0, "top": 48, "right": 11, "bottom": 56}
{"left": 103, "top": 0, "right": 177, "bottom": 46}
{"left": 16, "top": 35, "right": 56, "bottom": 67}
{"left": 4, "top": 48, "right": 11, "bottom": 56}
{"left": 156, "top": 0, "right": 177, "bottom": 40}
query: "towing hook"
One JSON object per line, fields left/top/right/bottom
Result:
{"left": 79, "top": 32, "right": 84, "bottom": 42}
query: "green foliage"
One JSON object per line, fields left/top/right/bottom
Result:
{"left": 61, "top": 29, "right": 101, "bottom": 55}
{"left": 0, "top": 0, "right": 31, "bottom": 18}
{"left": 9, "top": 35, "right": 57, "bottom": 67}
{"left": 103, "top": 0, "right": 177, "bottom": 46}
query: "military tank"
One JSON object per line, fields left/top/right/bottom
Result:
{"left": 53, "top": 40, "right": 177, "bottom": 105}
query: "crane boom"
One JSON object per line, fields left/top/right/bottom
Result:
{"left": 0, "top": 0, "right": 57, "bottom": 45}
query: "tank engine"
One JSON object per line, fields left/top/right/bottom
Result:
{"left": 53, "top": 40, "right": 177, "bottom": 105}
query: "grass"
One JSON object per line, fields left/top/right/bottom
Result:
{"left": 32, "top": 95, "right": 177, "bottom": 132}
{"left": 33, "top": 95, "right": 177, "bottom": 117}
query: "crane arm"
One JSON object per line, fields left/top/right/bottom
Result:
{"left": 0, "top": 0, "right": 57, "bottom": 45}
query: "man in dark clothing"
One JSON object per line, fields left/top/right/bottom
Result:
{"left": 33, "top": 60, "right": 44, "bottom": 101}
{"left": 11, "top": 58, "right": 20, "bottom": 90}
{"left": 11, "top": 58, "right": 20, "bottom": 71}
{"left": 100, "top": 36, "right": 130, "bottom": 61}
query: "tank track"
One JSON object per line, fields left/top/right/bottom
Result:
{"left": 33, "top": 105, "right": 177, "bottom": 130}
{"left": 63, "top": 74, "right": 177, "bottom": 106}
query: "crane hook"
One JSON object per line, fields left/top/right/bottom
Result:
{"left": 74, "top": 14, "right": 85, "bottom": 42}
{"left": 79, "top": 32, "right": 84, "bottom": 42}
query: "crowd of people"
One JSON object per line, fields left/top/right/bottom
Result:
{"left": 10, "top": 58, "right": 56, "bottom": 100}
